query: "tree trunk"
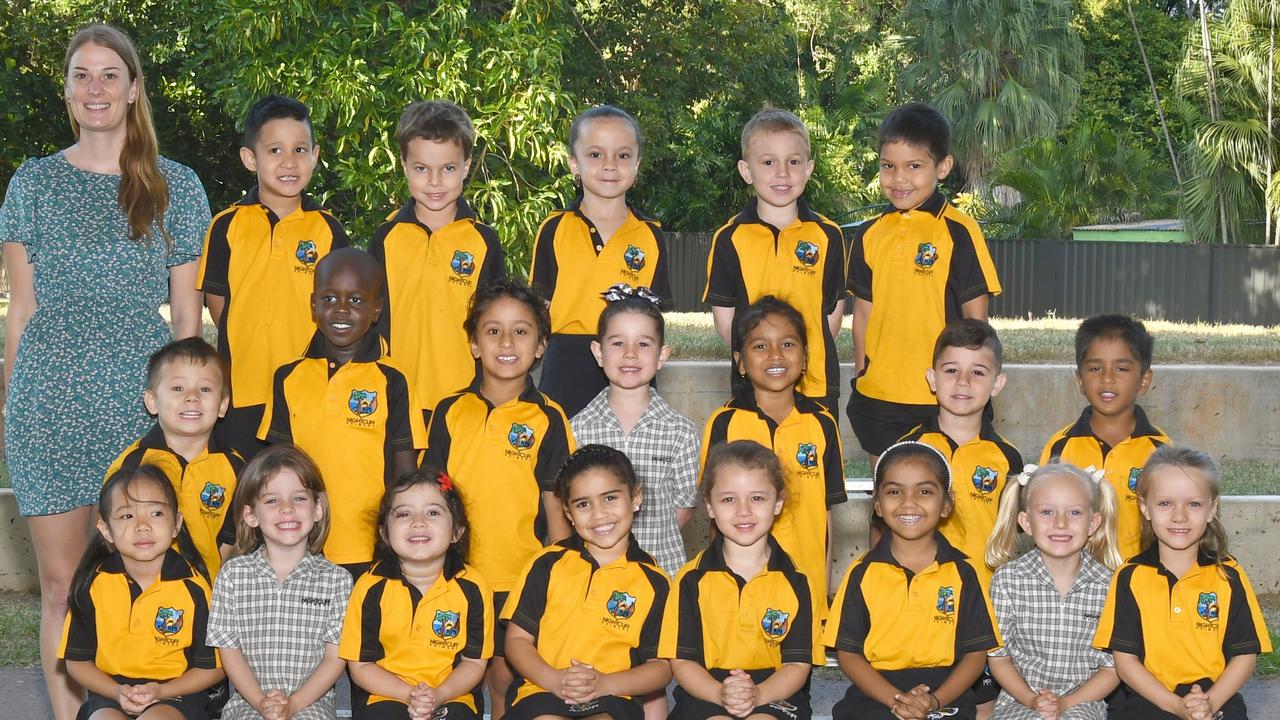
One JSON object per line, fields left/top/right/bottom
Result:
{"left": 1199, "top": 0, "right": 1231, "bottom": 243}
{"left": 1126, "top": 0, "right": 1182, "bottom": 188}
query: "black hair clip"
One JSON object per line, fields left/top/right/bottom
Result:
{"left": 601, "top": 283, "right": 661, "bottom": 305}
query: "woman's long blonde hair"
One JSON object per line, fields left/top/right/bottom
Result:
{"left": 64, "top": 23, "right": 170, "bottom": 246}
{"left": 987, "top": 463, "right": 1123, "bottom": 571}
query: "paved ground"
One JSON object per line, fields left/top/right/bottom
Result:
{"left": 2, "top": 669, "right": 1279, "bottom": 719}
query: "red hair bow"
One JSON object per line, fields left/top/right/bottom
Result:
{"left": 437, "top": 472, "right": 453, "bottom": 492}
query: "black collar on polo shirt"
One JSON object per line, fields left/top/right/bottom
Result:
{"left": 235, "top": 185, "right": 322, "bottom": 212}
{"left": 738, "top": 197, "right": 820, "bottom": 227}
{"left": 390, "top": 196, "right": 478, "bottom": 230}
{"left": 864, "top": 530, "right": 967, "bottom": 569}
{"left": 556, "top": 532, "right": 658, "bottom": 569}
{"left": 463, "top": 373, "right": 544, "bottom": 407}
{"left": 697, "top": 534, "right": 799, "bottom": 580}
{"left": 304, "top": 329, "right": 383, "bottom": 365}
{"left": 1064, "top": 405, "right": 1161, "bottom": 440}
{"left": 136, "top": 423, "right": 230, "bottom": 460}
{"left": 100, "top": 548, "right": 196, "bottom": 582}
{"left": 917, "top": 414, "right": 1003, "bottom": 452}
{"left": 879, "top": 190, "right": 947, "bottom": 219}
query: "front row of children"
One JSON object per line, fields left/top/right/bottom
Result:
{"left": 62, "top": 429, "right": 1270, "bottom": 720}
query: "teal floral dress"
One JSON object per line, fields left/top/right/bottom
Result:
{"left": 0, "top": 152, "right": 209, "bottom": 515}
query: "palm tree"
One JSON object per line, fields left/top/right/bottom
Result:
{"left": 1177, "top": 0, "right": 1280, "bottom": 244}
{"left": 898, "top": 0, "right": 1083, "bottom": 194}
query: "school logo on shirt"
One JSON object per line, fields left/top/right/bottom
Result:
{"left": 432, "top": 610, "right": 461, "bottom": 640}
{"left": 935, "top": 587, "right": 955, "bottom": 622}
{"left": 154, "top": 607, "right": 184, "bottom": 637}
{"left": 348, "top": 389, "right": 378, "bottom": 417}
{"left": 796, "top": 443, "right": 818, "bottom": 469}
{"left": 1128, "top": 467, "right": 1142, "bottom": 492}
{"left": 971, "top": 467, "right": 999, "bottom": 495}
{"left": 761, "top": 609, "right": 790, "bottom": 640}
{"left": 1197, "top": 592, "right": 1219, "bottom": 623}
{"left": 450, "top": 250, "right": 476, "bottom": 278}
{"left": 199, "top": 482, "right": 226, "bottom": 511}
{"left": 295, "top": 240, "right": 319, "bottom": 268}
{"left": 915, "top": 242, "right": 939, "bottom": 269}
{"left": 623, "top": 245, "right": 646, "bottom": 272}
{"left": 795, "top": 240, "right": 819, "bottom": 267}
{"left": 508, "top": 423, "right": 535, "bottom": 451}
{"left": 606, "top": 591, "right": 637, "bottom": 620}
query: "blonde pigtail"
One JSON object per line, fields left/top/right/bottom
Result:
{"left": 986, "top": 472, "right": 1030, "bottom": 571}
{"left": 1088, "top": 476, "right": 1124, "bottom": 570}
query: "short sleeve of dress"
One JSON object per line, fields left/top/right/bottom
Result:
{"left": 160, "top": 159, "right": 211, "bottom": 267}
{"left": 0, "top": 159, "right": 40, "bottom": 262}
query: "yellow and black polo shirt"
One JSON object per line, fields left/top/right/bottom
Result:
{"left": 423, "top": 377, "right": 576, "bottom": 591}
{"left": 259, "top": 331, "right": 427, "bottom": 565}
{"left": 704, "top": 198, "right": 846, "bottom": 401}
{"left": 1094, "top": 546, "right": 1272, "bottom": 691}
{"left": 529, "top": 198, "right": 672, "bottom": 336}
{"left": 370, "top": 198, "right": 506, "bottom": 412}
{"left": 902, "top": 417, "right": 1023, "bottom": 581}
{"left": 502, "top": 535, "right": 669, "bottom": 703}
{"left": 700, "top": 393, "right": 845, "bottom": 601}
{"left": 824, "top": 532, "right": 1000, "bottom": 677}
{"left": 60, "top": 549, "right": 218, "bottom": 681}
{"left": 1040, "top": 405, "right": 1171, "bottom": 561}
{"left": 340, "top": 561, "right": 493, "bottom": 711}
{"left": 847, "top": 192, "right": 1001, "bottom": 406}
{"left": 106, "top": 425, "right": 246, "bottom": 577}
{"left": 197, "top": 187, "right": 349, "bottom": 410}
{"left": 659, "top": 535, "right": 823, "bottom": 671}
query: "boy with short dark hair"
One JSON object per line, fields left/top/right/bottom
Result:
{"left": 370, "top": 100, "right": 505, "bottom": 424}
{"left": 259, "top": 248, "right": 426, "bottom": 573}
{"left": 902, "top": 318, "right": 1023, "bottom": 584}
{"left": 106, "top": 337, "right": 243, "bottom": 577}
{"left": 704, "top": 108, "right": 847, "bottom": 416}
{"left": 1041, "top": 313, "right": 1170, "bottom": 560}
{"left": 847, "top": 102, "right": 1002, "bottom": 463}
{"left": 198, "top": 94, "right": 350, "bottom": 461}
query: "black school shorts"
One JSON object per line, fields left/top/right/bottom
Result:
{"left": 670, "top": 669, "right": 811, "bottom": 720}
{"left": 78, "top": 688, "right": 209, "bottom": 720}
{"left": 506, "top": 691, "right": 642, "bottom": 720}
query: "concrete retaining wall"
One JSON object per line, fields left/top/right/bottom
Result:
{"left": 656, "top": 362, "right": 1280, "bottom": 463}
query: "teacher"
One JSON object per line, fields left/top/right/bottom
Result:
{"left": 0, "top": 23, "right": 208, "bottom": 719}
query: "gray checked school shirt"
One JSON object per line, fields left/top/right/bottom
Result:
{"left": 989, "top": 550, "right": 1115, "bottom": 720}
{"left": 207, "top": 548, "right": 353, "bottom": 720}
{"left": 572, "top": 388, "right": 700, "bottom": 576}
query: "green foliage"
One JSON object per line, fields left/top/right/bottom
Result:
{"left": 991, "top": 121, "right": 1175, "bottom": 238}
{"left": 1073, "top": 0, "right": 1191, "bottom": 165}
{"left": 898, "top": 0, "right": 1084, "bottom": 193}
{"left": 198, "top": 0, "right": 577, "bottom": 269}
{"left": 0, "top": 0, "right": 239, "bottom": 205}
{"left": 562, "top": 0, "right": 798, "bottom": 231}
{"left": 1175, "top": 0, "right": 1279, "bottom": 244}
